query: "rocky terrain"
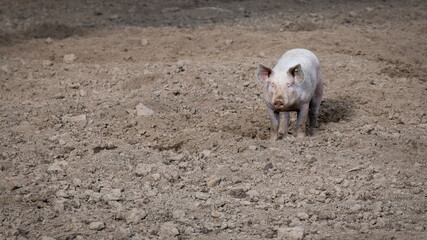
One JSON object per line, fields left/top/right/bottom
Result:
{"left": 0, "top": 0, "right": 426, "bottom": 239}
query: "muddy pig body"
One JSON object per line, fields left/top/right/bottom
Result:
{"left": 257, "top": 48, "right": 323, "bottom": 140}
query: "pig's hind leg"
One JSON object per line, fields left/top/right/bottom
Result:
{"left": 308, "top": 67, "right": 324, "bottom": 132}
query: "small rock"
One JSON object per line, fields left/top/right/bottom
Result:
{"left": 296, "top": 212, "right": 309, "bottom": 220}
{"left": 55, "top": 190, "right": 69, "bottom": 198}
{"left": 53, "top": 199, "right": 65, "bottom": 212}
{"left": 136, "top": 103, "right": 154, "bottom": 116}
{"left": 349, "top": 11, "right": 358, "bottom": 17}
{"left": 54, "top": 93, "right": 65, "bottom": 99}
{"left": 277, "top": 226, "right": 304, "bottom": 240}
{"left": 47, "top": 161, "right": 68, "bottom": 174}
{"left": 42, "top": 60, "right": 53, "bottom": 67}
{"left": 350, "top": 204, "right": 362, "bottom": 212}
{"left": 45, "top": 37, "right": 52, "bottom": 44}
{"left": 225, "top": 39, "right": 233, "bottom": 46}
{"left": 206, "top": 177, "right": 221, "bottom": 187}
{"left": 62, "top": 114, "right": 87, "bottom": 123}
{"left": 201, "top": 150, "right": 211, "bottom": 158}
{"left": 89, "top": 221, "right": 105, "bottom": 231}
{"left": 414, "top": 225, "right": 425, "bottom": 231}
{"left": 159, "top": 222, "right": 179, "bottom": 238}
{"left": 135, "top": 163, "right": 154, "bottom": 177}
{"left": 141, "top": 39, "right": 149, "bottom": 46}
{"left": 248, "top": 145, "right": 257, "bottom": 150}
{"left": 63, "top": 54, "right": 77, "bottom": 64}
{"left": 259, "top": 51, "right": 266, "bottom": 58}
{"left": 246, "top": 189, "right": 259, "bottom": 198}
{"left": 79, "top": 89, "right": 87, "bottom": 97}
{"left": 172, "top": 210, "right": 185, "bottom": 219}
{"left": 103, "top": 188, "right": 122, "bottom": 201}
{"left": 7, "top": 179, "right": 23, "bottom": 191}
{"left": 366, "top": 7, "right": 374, "bottom": 12}
{"left": 1, "top": 65, "right": 10, "bottom": 74}
{"left": 195, "top": 192, "right": 210, "bottom": 200}
{"left": 109, "top": 14, "right": 119, "bottom": 20}
{"left": 126, "top": 208, "right": 147, "bottom": 224}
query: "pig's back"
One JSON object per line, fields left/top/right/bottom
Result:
{"left": 274, "top": 48, "right": 319, "bottom": 74}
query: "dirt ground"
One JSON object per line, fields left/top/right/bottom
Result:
{"left": 0, "top": 0, "right": 426, "bottom": 239}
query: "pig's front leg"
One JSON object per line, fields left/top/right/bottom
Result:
{"left": 278, "top": 111, "right": 290, "bottom": 138}
{"left": 295, "top": 104, "right": 309, "bottom": 138}
{"left": 267, "top": 106, "right": 280, "bottom": 141}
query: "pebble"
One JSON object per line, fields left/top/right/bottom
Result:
{"left": 89, "top": 221, "right": 105, "bottom": 231}
{"left": 350, "top": 204, "right": 362, "bottom": 212}
{"left": 136, "top": 103, "right": 154, "bottom": 116}
{"left": 277, "top": 226, "right": 304, "bottom": 240}
{"left": 248, "top": 145, "right": 257, "bottom": 150}
{"left": 126, "top": 208, "right": 147, "bottom": 224}
{"left": 47, "top": 161, "right": 68, "bottom": 174}
{"left": 296, "top": 212, "right": 309, "bottom": 220}
{"left": 201, "top": 150, "right": 211, "bottom": 158}
{"left": 63, "top": 54, "right": 77, "bottom": 64}
{"left": 42, "top": 60, "right": 53, "bottom": 67}
{"left": 172, "top": 209, "right": 186, "bottom": 219}
{"left": 225, "top": 39, "right": 233, "bottom": 46}
{"left": 141, "top": 39, "right": 150, "bottom": 46}
{"left": 7, "top": 179, "right": 23, "bottom": 191}
{"left": 246, "top": 189, "right": 259, "bottom": 199}
{"left": 135, "top": 163, "right": 154, "bottom": 176}
{"left": 195, "top": 192, "right": 210, "bottom": 200}
{"left": 62, "top": 114, "right": 87, "bottom": 123}
{"left": 102, "top": 188, "right": 122, "bottom": 201}
{"left": 159, "top": 222, "right": 179, "bottom": 237}
{"left": 55, "top": 189, "right": 69, "bottom": 198}
{"left": 206, "top": 177, "right": 221, "bottom": 187}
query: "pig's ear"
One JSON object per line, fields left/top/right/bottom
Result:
{"left": 257, "top": 64, "right": 273, "bottom": 85}
{"left": 289, "top": 64, "right": 304, "bottom": 84}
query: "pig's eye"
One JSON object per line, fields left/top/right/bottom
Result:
{"left": 287, "top": 84, "right": 292, "bottom": 89}
{"left": 270, "top": 84, "right": 276, "bottom": 89}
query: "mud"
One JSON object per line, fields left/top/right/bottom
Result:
{"left": 0, "top": 0, "right": 426, "bottom": 239}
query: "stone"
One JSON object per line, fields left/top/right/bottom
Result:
{"left": 89, "top": 221, "right": 105, "bottom": 230}
{"left": 159, "top": 222, "right": 179, "bottom": 238}
{"left": 206, "top": 177, "right": 221, "bottom": 187}
{"left": 296, "top": 212, "right": 309, "bottom": 220}
{"left": 172, "top": 209, "right": 185, "bottom": 219}
{"left": 47, "top": 161, "right": 68, "bottom": 174}
{"left": 135, "top": 163, "right": 154, "bottom": 176}
{"left": 63, "top": 54, "right": 77, "bottom": 63}
{"left": 201, "top": 150, "right": 211, "bottom": 158}
{"left": 225, "top": 39, "right": 233, "bottom": 46}
{"left": 248, "top": 145, "right": 257, "bottom": 150}
{"left": 246, "top": 190, "right": 260, "bottom": 198}
{"left": 195, "top": 192, "right": 210, "bottom": 200}
{"left": 103, "top": 188, "right": 122, "bottom": 201}
{"left": 42, "top": 60, "right": 53, "bottom": 67}
{"left": 141, "top": 39, "right": 150, "bottom": 46}
{"left": 126, "top": 208, "right": 147, "bottom": 224}
{"left": 277, "top": 226, "right": 304, "bottom": 240}
{"left": 136, "top": 103, "right": 154, "bottom": 116}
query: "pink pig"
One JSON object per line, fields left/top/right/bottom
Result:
{"left": 257, "top": 49, "right": 324, "bottom": 140}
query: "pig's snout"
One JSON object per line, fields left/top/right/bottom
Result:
{"left": 273, "top": 99, "right": 285, "bottom": 111}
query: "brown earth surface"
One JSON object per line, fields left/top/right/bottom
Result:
{"left": 0, "top": 0, "right": 426, "bottom": 239}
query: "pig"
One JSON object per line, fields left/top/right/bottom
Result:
{"left": 257, "top": 48, "right": 323, "bottom": 140}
